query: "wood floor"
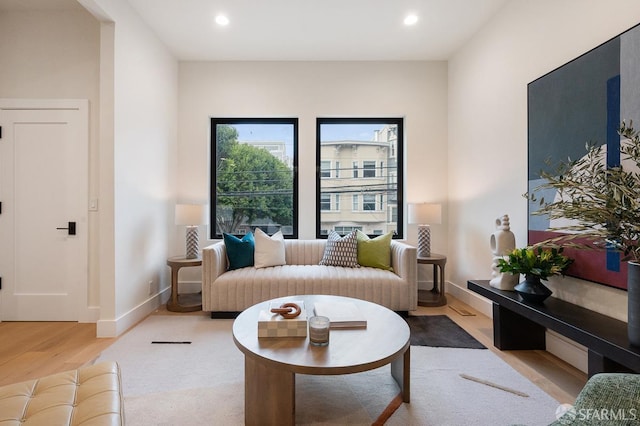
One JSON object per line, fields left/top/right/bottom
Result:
{"left": 0, "top": 295, "right": 587, "bottom": 403}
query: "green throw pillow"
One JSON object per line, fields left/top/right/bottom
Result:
{"left": 356, "top": 230, "right": 393, "bottom": 271}
{"left": 223, "top": 232, "right": 255, "bottom": 270}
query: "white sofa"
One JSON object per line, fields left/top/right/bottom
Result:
{"left": 202, "top": 239, "right": 417, "bottom": 315}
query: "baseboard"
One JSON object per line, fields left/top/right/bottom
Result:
{"left": 447, "top": 280, "right": 588, "bottom": 372}
{"left": 96, "top": 287, "right": 170, "bottom": 337}
{"left": 546, "top": 330, "right": 588, "bottom": 373}
{"left": 446, "top": 281, "right": 492, "bottom": 317}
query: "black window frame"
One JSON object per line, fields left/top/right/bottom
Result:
{"left": 316, "top": 117, "right": 404, "bottom": 239}
{"left": 210, "top": 117, "right": 299, "bottom": 239}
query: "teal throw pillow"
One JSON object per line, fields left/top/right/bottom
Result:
{"left": 223, "top": 232, "right": 255, "bottom": 270}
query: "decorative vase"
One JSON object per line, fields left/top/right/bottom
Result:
{"left": 628, "top": 262, "right": 640, "bottom": 346}
{"left": 514, "top": 275, "right": 552, "bottom": 304}
{"left": 489, "top": 215, "right": 519, "bottom": 290}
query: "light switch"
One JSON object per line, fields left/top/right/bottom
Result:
{"left": 89, "top": 199, "right": 98, "bottom": 211}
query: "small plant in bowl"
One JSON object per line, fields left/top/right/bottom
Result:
{"left": 497, "top": 246, "right": 573, "bottom": 303}
{"left": 497, "top": 246, "right": 573, "bottom": 281}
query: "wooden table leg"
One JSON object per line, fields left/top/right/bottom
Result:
{"left": 391, "top": 346, "right": 410, "bottom": 403}
{"left": 244, "top": 356, "right": 295, "bottom": 426}
{"left": 167, "top": 265, "right": 180, "bottom": 311}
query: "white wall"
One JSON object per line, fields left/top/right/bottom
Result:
{"left": 84, "top": 0, "right": 178, "bottom": 336}
{"left": 448, "top": 0, "right": 640, "bottom": 320}
{"left": 0, "top": 5, "right": 102, "bottom": 319}
{"left": 177, "top": 61, "right": 449, "bottom": 263}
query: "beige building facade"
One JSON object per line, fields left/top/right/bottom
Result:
{"left": 319, "top": 125, "right": 398, "bottom": 236}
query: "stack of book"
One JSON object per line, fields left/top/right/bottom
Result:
{"left": 313, "top": 301, "right": 367, "bottom": 329}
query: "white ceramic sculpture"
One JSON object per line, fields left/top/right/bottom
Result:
{"left": 489, "top": 214, "right": 519, "bottom": 290}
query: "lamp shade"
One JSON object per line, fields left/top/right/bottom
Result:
{"left": 408, "top": 203, "right": 442, "bottom": 225}
{"left": 175, "top": 204, "right": 206, "bottom": 226}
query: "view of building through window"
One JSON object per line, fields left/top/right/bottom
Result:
{"left": 210, "top": 118, "right": 298, "bottom": 239}
{"left": 316, "top": 118, "right": 403, "bottom": 238}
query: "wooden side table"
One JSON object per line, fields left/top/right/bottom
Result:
{"left": 417, "top": 254, "right": 447, "bottom": 307}
{"left": 166, "top": 256, "right": 202, "bottom": 312}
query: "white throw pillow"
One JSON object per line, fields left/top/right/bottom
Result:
{"left": 254, "top": 228, "right": 286, "bottom": 268}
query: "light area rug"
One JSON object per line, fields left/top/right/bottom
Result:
{"left": 96, "top": 315, "right": 560, "bottom": 425}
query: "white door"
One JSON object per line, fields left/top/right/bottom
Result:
{"left": 0, "top": 100, "right": 88, "bottom": 321}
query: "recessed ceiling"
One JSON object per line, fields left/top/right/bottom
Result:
{"left": 0, "top": 0, "right": 510, "bottom": 60}
{"left": 127, "top": 0, "right": 510, "bottom": 61}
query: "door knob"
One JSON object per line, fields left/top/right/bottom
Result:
{"left": 56, "top": 221, "right": 76, "bottom": 235}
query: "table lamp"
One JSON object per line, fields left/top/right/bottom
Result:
{"left": 408, "top": 203, "right": 442, "bottom": 257}
{"left": 175, "top": 204, "right": 206, "bottom": 259}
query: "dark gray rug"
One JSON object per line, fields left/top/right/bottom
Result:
{"left": 405, "top": 315, "right": 486, "bottom": 349}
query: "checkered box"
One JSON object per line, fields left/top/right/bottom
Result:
{"left": 258, "top": 301, "right": 308, "bottom": 338}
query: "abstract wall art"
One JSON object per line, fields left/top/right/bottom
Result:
{"left": 528, "top": 23, "right": 640, "bottom": 290}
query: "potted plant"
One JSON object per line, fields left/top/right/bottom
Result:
{"left": 497, "top": 247, "right": 573, "bottom": 303}
{"left": 528, "top": 121, "right": 640, "bottom": 343}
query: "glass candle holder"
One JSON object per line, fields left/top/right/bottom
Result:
{"left": 308, "top": 316, "right": 330, "bottom": 346}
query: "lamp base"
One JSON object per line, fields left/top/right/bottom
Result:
{"left": 417, "top": 225, "right": 431, "bottom": 258}
{"left": 185, "top": 226, "right": 199, "bottom": 259}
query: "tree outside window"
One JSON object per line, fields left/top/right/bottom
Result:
{"left": 210, "top": 118, "right": 298, "bottom": 238}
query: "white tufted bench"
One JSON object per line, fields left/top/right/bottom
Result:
{"left": 0, "top": 361, "right": 124, "bottom": 425}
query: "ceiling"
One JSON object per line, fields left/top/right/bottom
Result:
{"left": 126, "top": 0, "right": 510, "bottom": 61}
{"left": 0, "top": 0, "right": 510, "bottom": 61}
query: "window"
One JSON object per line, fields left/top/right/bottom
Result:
{"left": 363, "top": 161, "right": 376, "bottom": 178}
{"left": 335, "top": 226, "right": 362, "bottom": 235}
{"left": 320, "top": 160, "right": 331, "bottom": 178}
{"left": 210, "top": 118, "right": 298, "bottom": 239}
{"left": 316, "top": 117, "right": 404, "bottom": 238}
{"left": 363, "top": 194, "right": 376, "bottom": 211}
{"left": 320, "top": 193, "right": 331, "bottom": 211}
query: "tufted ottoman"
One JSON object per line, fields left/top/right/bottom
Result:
{"left": 0, "top": 361, "right": 124, "bottom": 425}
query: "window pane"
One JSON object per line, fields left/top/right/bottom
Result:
{"left": 316, "top": 118, "right": 403, "bottom": 238}
{"left": 320, "top": 193, "right": 330, "bottom": 210}
{"left": 320, "top": 160, "right": 331, "bottom": 178}
{"left": 363, "top": 161, "right": 376, "bottom": 178}
{"left": 211, "top": 118, "right": 298, "bottom": 238}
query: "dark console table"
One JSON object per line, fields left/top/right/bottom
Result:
{"left": 468, "top": 280, "right": 640, "bottom": 377}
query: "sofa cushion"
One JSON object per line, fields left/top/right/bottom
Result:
{"left": 213, "top": 264, "right": 404, "bottom": 311}
{"left": 356, "top": 230, "right": 394, "bottom": 271}
{"left": 254, "top": 228, "right": 286, "bottom": 268}
{"left": 224, "top": 232, "right": 255, "bottom": 270}
{"left": 319, "top": 231, "right": 359, "bottom": 268}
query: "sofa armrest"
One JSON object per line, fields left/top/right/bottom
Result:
{"left": 391, "top": 240, "right": 417, "bottom": 310}
{"left": 202, "top": 241, "right": 227, "bottom": 310}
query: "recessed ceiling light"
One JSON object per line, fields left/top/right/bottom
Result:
{"left": 404, "top": 14, "right": 418, "bottom": 26}
{"left": 215, "top": 14, "right": 229, "bottom": 26}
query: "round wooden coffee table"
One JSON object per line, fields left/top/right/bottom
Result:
{"left": 232, "top": 294, "right": 410, "bottom": 426}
